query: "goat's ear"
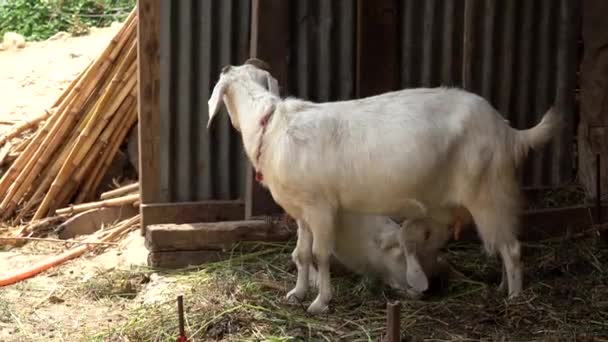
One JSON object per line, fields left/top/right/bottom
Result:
{"left": 266, "top": 72, "right": 280, "bottom": 96}
{"left": 207, "top": 80, "right": 227, "bottom": 129}
{"left": 405, "top": 253, "right": 429, "bottom": 292}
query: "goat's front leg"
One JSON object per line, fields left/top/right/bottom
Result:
{"left": 305, "top": 208, "right": 336, "bottom": 314}
{"left": 286, "top": 220, "right": 313, "bottom": 303}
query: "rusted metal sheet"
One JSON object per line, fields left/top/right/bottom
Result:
{"left": 158, "top": 0, "right": 251, "bottom": 203}
{"left": 143, "top": 0, "right": 580, "bottom": 229}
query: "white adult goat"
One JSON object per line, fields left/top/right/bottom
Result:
{"left": 306, "top": 214, "right": 451, "bottom": 297}
{"left": 207, "top": 59, "right": 560, "bottom": 314}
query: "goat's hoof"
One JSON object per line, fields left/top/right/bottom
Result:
{"left": 507, "top": 291, "right": 521, "bottom": 300}
{"left": 285, "top": 288, "right": 306, "bottom": 304}
{"left": 307, "top": 299, "right": 329, "bottom": 315}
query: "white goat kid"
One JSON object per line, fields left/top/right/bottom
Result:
{"left": 207, "top": 59, "right": 560, "bottom": 314}
{"left": 305, "top": 213, "right": 450, "bottom": 297}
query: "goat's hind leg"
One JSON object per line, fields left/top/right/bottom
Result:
{"left": 469, "top": 205, "right": 523, "bottom": 298}
{"left": 286, "top": 220, "right": 313, "bottom": 303}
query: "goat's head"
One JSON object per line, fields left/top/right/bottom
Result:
{"left": 399, "top": 218, "right": 452, "bottom": 293}
{"left": 207, "top": 58, "right": 279, "bottom": 130}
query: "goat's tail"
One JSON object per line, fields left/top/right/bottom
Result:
{"left": 513, "top": 106, "right": 562, "bottom": 161}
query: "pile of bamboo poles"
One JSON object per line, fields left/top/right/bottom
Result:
{"left": 0, "top": 8, "right": 138, "bottom": 223}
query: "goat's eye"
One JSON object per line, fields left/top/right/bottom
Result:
{"left": 221, "top": 65, "right": 232, "bottom": 73}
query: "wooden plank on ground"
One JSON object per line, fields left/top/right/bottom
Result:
{"left": 145, "top": 219, "right": 294, "bottom": 252}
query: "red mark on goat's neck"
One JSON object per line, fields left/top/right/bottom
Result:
{"left": 254, "top": 110, "right": 274, "bottom": 183}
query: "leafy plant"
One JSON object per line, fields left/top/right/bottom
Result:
{"left": 0, "top": 0, "right": 135, "bottom": 41}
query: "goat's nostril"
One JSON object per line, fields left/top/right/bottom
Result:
{"left": 424, "top": 230, "right": 431, "bottom": 241}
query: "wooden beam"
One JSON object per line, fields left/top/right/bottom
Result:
{"left": 145, "top": 220, "right": 294, "bottom": 252}
{"left": 148, "top": 250, "right": 226, "bottom": 268}
{"left": 140, "top": 200, "right": 245, "bottom": 228}
{"left": 137, "top": 0, "right": 161, "bottom": 234}
{"left": 457, "top": 205, "right": 608, "bottom": 242}
{"left": 246, "top": 0, "right": 289, "bottom": 218}
{"left": 356, "top": 0, "right": 398, "bottom": 97}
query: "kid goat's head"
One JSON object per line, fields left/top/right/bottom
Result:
{"left": 207, "top": 58, "right": 279, "bottom": 131}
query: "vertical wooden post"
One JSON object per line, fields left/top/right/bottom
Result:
{"left": 137, "top": 0, "right": 161, "bottom": 234}
{"left": 246, "top": 0, "right": 289, "bottom": 218}
{"left": 356, "top": 0, "right": 398, "bottom": 98}
{"left": 461, "top": 0, "right": 479, "bottom": 91}
{"left": 579, "top": 0, "right": 608, "bottom": 242}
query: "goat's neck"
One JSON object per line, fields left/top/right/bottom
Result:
{"left": 228, "top": 81, "right": 277, "bottom": 169}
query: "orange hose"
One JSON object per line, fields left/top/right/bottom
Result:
{"left": 0, "top": 215, "right": 139, "bottom": 287}
{"left": 0, "top": 243, "right": 93, "bottom": 286}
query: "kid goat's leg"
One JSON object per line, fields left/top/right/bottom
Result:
{"left": 286, "top": 220, "right": 313, "bottom": 303}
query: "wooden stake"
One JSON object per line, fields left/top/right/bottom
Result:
{"left": 385, "top": 301, "right": 401, "bottom": 342}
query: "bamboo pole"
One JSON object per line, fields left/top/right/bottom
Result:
{"left": 18, "top": 60, "right": 135, "bottom": 217}
{"left": 71, "top": 96, "right": 136, "bottom": 204}
{"left": 0, "top": 58, "right": 104, "bottom": 218}
{"left": 14, "top": 121, "right": 92, "bottom": 221}
{"left": 80, "top": 98, "right": 138, "bottom": 202}
{"left": 42, "top": 48, "right": 136, "bottom": 210}
{"left": 32, "top": 34, "right": 137, "bottom": 220}
{"left": 55, "top": 193, "right": 139, "bottom": 216}
{"left": 0, "top": 236, "right": 118, "bottom": 246}
{"left": 0, "top": 142, "right": 11, "bottom": 166}
{"left": 0, "top": 8, "right": 138, "bottom": 222}
{"left": 14, "top": 75, "right": 128, "bottom": 219}
{"left": 35, "top": 68, "right": 137, "bottom": 219}
{"left": 0, "top": 111, "right": 52, "bottom": 147}
{"left": 13, "top": 134, "right": 34, "bottom": 153}
{"left": 0, "top": 214, "right": 139, "bottom": 287}
{"left": 100, "top": 182, "right": 139, "bottom": 200}
{"left": 0, "top": 50, "right": 95, "bottom": 200}
{"left": 0, "top": 99, "right": 61, "bottom": 198}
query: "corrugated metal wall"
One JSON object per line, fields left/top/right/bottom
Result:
{"left": 159, "top": 0, "right": 251, "bottom": 203}
{"left": 155, "top": 0, "right": 578, "bottom": 206}
{"left": 462, "top": 0, "right": 576, "bottom": 187}
{"left": 397, "top": 0, "right": 577, "bottom": 188}
{"left": 286, "top": 0, "right": 357, "bottom": 102}
{"left": 399, "top": 0, "right": 466, "bottom": 88}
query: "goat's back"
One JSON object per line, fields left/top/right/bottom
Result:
{"left": 266, "top": 87, "right": 515, "bottom": 213}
